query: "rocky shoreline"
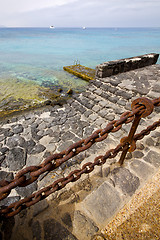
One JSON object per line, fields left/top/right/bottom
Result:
{"left": 0, "top": 64, "right": 160, "bottom": 239}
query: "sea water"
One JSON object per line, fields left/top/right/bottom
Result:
{"left": 0, "top": 27, "right": 160, "bottom": 115}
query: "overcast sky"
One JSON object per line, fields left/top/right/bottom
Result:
{"left": 0, "top": 0, "right": 160, "bottom": 27}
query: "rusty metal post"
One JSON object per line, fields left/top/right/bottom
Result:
{"left": 119, "top": 113, "right": 142, "bottom": 165}
{"left": 119, "top": 97, "right": 154, "bottom": 165}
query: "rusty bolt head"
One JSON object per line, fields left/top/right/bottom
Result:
{"left": 131, "top": 97, "right": 154, "bottom": 118}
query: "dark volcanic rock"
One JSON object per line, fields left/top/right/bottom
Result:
{"left": 11, "top": 124, "right": 24, "bottom": 134}
{"left": 3, "top": 128, "right": 14, "bottom": 137}
{"left": 0, "top": 147, "right": 9, "bottom": 155}
{"left": 30, "top": 144, "right": 46, "bottom": 154}
{"left": 6, "top": 147, "right": 26, "bottom": 171}
{"left": 26, "top": 139, "right": 36, "bottom": 153}
{"left": 7, "top": 135, "right": 26, "bottom": 148}
{"left": 31, "top": 127, "right": 42, "bottom": 140}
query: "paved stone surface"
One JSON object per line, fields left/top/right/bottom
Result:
{"left": 73, "top": 211, "right": 99, "bottom": 240}
{"left": 31, "top": 221, "right": 42, "bottom": 240}
{"left": 43, "top": 219, "right": 77, "bottom": 240}
{"left": 128, "top": 159, "right": 155, "bottom": 181}
{"left": 102, "top": 168, "right": 160, "bottom": 240}
{"left": 110, "top": 167, "right": 140, "bottom": 196}
{"left": 144, "top": 150, "right": 160, "bottom": 168}
{"left": 80, "top": 182, "right": 122, "bottom": 226}
{"left": 0, "top": 64, "right": 160, "bottom": 240}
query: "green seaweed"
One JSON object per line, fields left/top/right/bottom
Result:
{"left": 63, "top": 64, "right": 95, "bottom": 81}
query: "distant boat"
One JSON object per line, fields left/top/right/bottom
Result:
{"left": 50, "top": 26, "right": 55, "bottom": 29}
{"left": 82, "top": 27, "right": 86, "bottom": 30}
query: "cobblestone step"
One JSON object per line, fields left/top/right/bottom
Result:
{"left": 0, "top": 65, "right": 160, "bottom": 240}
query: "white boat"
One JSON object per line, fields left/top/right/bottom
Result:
{"left": 82, "top": 27, "right": 86, "bottom": 30}
{"left": 50, "top": 26, "right": 55, "bottom": 29}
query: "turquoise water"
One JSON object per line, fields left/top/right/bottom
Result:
{"left": 0, "top": 27, "right": 160, "bottom": 115}
{"left": 0, "top": 27, "right": 160, "bottom": 85}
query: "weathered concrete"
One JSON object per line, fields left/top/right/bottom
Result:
{"left": 96, "top": 53, "right": 159, "bottom": 78}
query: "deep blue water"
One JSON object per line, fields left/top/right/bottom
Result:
{"left": 0, "top": 27, "right": 160, "bottom": 110}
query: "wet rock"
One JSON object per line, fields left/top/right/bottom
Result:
{"left": 6, "top": 147, "right": 26, "bottom": 171}
{"left": 58, "top": 88, "right": 63, "bottom": 93}
{"left": 67, "top": 89, "right": 73, "bottom": 95}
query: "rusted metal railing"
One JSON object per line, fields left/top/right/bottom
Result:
{"left": 0, "top": 97, "right": 160, "bottom": 218}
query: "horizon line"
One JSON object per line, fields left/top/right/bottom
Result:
{"left": 0, "top": 26, "right": 160, "bottom": 28}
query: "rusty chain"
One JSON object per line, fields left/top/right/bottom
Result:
{"left": 0, "top": 97, "right": 160, "bottom": 218}
{"left": 0, "top": 118, "right": 160, "bottom": 218}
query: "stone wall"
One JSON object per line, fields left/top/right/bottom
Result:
{"left": 95, "top": 53, "right": 159, "bottom": 78}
